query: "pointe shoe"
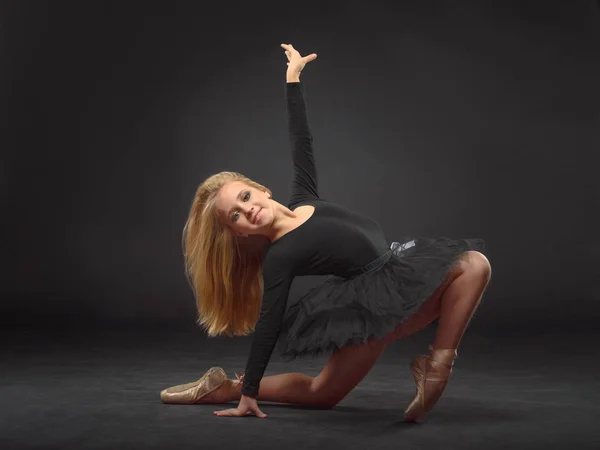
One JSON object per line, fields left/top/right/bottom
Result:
{"left": 160, "top": 367, "right": 232, "bottom": 404}
{"left": 404, "top": 345, "right": 457, "bottom": 422}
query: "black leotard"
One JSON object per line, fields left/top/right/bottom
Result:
{"left": 241, "top": 82, "right": 390, "bottom": 397}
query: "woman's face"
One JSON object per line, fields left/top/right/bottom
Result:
{"left": 215, "top": 181, "right": 272, "bottom": 237}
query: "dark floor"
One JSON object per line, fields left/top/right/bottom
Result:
{"left": 1, "top": 324, "right": 599, "bottom": 450}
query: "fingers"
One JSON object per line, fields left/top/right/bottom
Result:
{"left": 252, "top": 405, "right": 268, "bottom": 418}
{"left": 213, "top": 407, "right": 267, "bottom": 418}
{"left": 213, "top": 408, "right": 244, "bottom": 417}
{"left": 282, "top": 43, "right": 292, "bottom": 61}
{"left": 303, "top": 53, "right": 318, "bottom": 63}
{"left": 281, "top": 43, "right": 297, "bottom": 59}
{"left": 281, "top": 44, "right": 317, "bottom": 63}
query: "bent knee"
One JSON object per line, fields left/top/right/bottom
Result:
{"left": 307, "top": 383, "right": 344, "bottom": 409}
{"left": 463, "top": 251, "right": 492, "bottom": 281}
{"left": 310, "top": 395, "right": 341, "bottom": 410}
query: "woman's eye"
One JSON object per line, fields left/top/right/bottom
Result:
{"left": 232, "top": 192, "right": 250, "bottom": 222}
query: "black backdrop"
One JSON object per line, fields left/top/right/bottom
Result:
{"left": 2, "top": 0, "right": 599, "bottom": 333}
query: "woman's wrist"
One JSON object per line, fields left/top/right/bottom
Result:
{"left": 286, "top": 73, "right": 300, "bottom": 83}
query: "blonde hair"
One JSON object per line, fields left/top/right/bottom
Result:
{"left": 183, "top": 171, "right": 271, "bottom": 337}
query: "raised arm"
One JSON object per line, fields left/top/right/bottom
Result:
{"left": 286, "top": 82, "right": 319, "bottom": 206}
{"left": 213, "top": 45, "right": 317, "bottom": 419}
{"left": 282, "top": 44, "right": 320, "bottom": 208}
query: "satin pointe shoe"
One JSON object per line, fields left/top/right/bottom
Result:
{"left": 404, "top": 345, "right": 457, "bottom": 422}
{"left": 161, "top": 367, "right": 234, "bottom": 404}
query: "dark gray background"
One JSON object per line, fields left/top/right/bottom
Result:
{"left": 2, "top": 0, "right": 599, "bottom": 333}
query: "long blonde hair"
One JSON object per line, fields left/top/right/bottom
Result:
{"left": 183, "top": 171, "right": 271, "bottom": 337}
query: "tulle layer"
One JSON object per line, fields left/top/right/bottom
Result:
{"left": 276, "top": 236, "right": 485, "bottom": 360}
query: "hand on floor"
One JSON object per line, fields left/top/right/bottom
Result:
{"left": 213, "top": 394, "right": 267, "bottom": 418}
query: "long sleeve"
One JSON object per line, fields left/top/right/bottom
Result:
{"left": 286, "top": 82, "right": 320, "bottom": 208}
{"left": 241, "top": 252, "right": 294, "bottom": 398}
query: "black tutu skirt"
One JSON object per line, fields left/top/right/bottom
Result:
{"left": 276, "top": 236, "right": 485, "bottom": 360}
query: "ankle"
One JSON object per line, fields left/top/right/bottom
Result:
{"left": 427, "top": 346, "right": 457, "bottom": 367}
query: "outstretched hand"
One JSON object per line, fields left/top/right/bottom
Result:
{"left": 281, "top": 43, "right": 317, "bottom": 79}
{"left": 213, "top": 394, "right": 267, "bottom": 418}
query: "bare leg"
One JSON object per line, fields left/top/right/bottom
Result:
{"left": 208, "top": 265, "right": 463, "bottom": 408}
{"left": 209, "top": 339, "right": 387, "bottom": 408}
{"left": 383, "top": 250, "right": 490, "bottom": 346}
{"left": 383, "top": 263, "right": 461, "bottom": 343}
{"left": 207, "top": 251, "right": 490, "bottom": 409}
{"left": 433, "top": 251, "right": 491, "bottom": 348}
{"left": 402, "top": 250, "right": 492, "bottom": 421}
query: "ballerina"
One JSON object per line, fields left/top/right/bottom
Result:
{"left": 160, "top": 43, "right": 491, "bottom": 422}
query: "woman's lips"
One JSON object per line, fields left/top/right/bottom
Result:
{"left": 253, "top": 209, "right": 262, "bottom": 224}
